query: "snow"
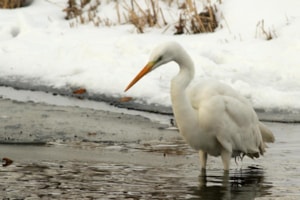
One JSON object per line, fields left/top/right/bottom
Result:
{"left": 0, "top": 0, "right": 299, "bottom": 113}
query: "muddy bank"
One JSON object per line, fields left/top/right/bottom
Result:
{"left": 0, "top": 98, "right": 178, "bottom": 144}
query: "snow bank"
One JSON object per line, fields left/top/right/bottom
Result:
{"left": 0, "top": 0, "right": 299, "bottom": 113}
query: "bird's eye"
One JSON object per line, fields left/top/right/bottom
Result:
{"left": 157, "top": 56, "right": 163, "bottom": 62}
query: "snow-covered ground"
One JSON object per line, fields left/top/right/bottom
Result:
{"left": 0, "top": 0, "right": 299, "bottom": 113}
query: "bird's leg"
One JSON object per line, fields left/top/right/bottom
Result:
{"left": 198, "top": 168, "right": 207, "bottom": 187}
{"left": 199, "top": 150, "right": 207, "bottom": 170}
{"left": 222, "top": 170, "right": 230, "bottom": 188}
{"left": 221, "top": 150, "right": 231, "bottom": 171}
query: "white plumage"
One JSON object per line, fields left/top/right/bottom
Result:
{"left": 125, "top": 41, "right": 275, "bottom": 170}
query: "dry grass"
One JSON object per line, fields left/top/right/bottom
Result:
{"left": 121, "top": 0, "right": 167, "bottom": 33}
{"left": 0, "top": 0, "right": 26, "bottom": 8}
{"left": 63, "top": 0, "right": 219, "bottom": 34}
{"left": 63, "top": 0, "right": 102, "bottom": 28}
{"left": 175, "top": 0, "right": 218, "bottom": 34}
{"left": 256, "top": 20, "right": 276, "bottom": 40}
{"left": 64, "top": 0, "right": 169, "bottom": 32}
{"left": 120, "top": 0, "right": 218, "bottom": 34}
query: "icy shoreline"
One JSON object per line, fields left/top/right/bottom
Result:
{"left": 1, "top": 80, "right": 299, "bottom": 123}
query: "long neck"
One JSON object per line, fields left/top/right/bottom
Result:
{"left": 170, "top": 50, "right": 198, "bottom": 135}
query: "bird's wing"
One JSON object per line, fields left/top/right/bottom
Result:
{"left": 188, "top": 80, "right": 264, "bottom": 155}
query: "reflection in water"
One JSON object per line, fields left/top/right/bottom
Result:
{"left": 1, "top": 160, "right": 274, "bottom": 199}
{"left": 189, "top": 166, "right": 273, "bottom": 200}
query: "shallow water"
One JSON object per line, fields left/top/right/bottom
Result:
{"left": 0, "top": 161, "right": 271, "bottom": 199}
{"left": 0, "top": 94, "right": 300, "bottom": 199}
{"left": 1, "top": 122, "right": 300, "bottom": 199}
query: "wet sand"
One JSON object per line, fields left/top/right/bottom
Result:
{"left": 0, "top": 98, "right": 300, "bottom": 199}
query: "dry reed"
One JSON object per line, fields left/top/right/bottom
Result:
{"left": 0, "top": 0, "right": 26, "bottom": 8}
{"left": 256, "top": 20, "right": 276, "bottom": 40}
{"left": 63, "top": 0, "right": 219, "bottom": 34}
{"left": 63, "top": 0, "right": 102, "bottom": 27}
{"left": 175, "top": 0, "right": 218, "bottom": 34}
{"left": 122, "top": 0, "right": 165, "bottom": 33}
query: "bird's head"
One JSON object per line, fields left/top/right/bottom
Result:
{"left": 124, "top": 42, "right": 180, "bottom": 92}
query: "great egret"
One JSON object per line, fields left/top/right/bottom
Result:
{"left": 124, "top": 41, "right": 275, "bottom": 171}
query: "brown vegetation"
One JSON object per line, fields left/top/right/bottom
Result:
{"left": 120, "top": 0, "right": 167, "bottom": 33}
{"left": 63, "top": 0, "right": 102, "bottom": 27}
{"left": 175, "top": 0, "right": 218, "bottom": 34}
{"left": 0, "top": 0, "right": 26, "bottom": 8}
{"left": 256, "top": 19, "right": 277, "bottom": 40}
{"left": 63, "top": 0, "right": 219, "bottom": 35}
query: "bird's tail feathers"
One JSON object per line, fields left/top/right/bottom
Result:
{"left": 259, "top": 122, "right": 275, "bottom": 143}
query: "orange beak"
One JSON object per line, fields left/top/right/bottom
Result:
{"left": 124, "top": 62, "right": 154, "bottom": 92}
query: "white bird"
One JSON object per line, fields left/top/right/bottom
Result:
{"left": 124, "top": 41, "right": 275, "bottom": 171}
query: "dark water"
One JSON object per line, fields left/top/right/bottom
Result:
{"left": 0, "top": 161, "right": 271, "bottom": 199}
{"left": 1, "top": 122, "right": 300, "bottom": 200}
{"left": 0, "top": 98, "right": 299, "bottom": 199}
